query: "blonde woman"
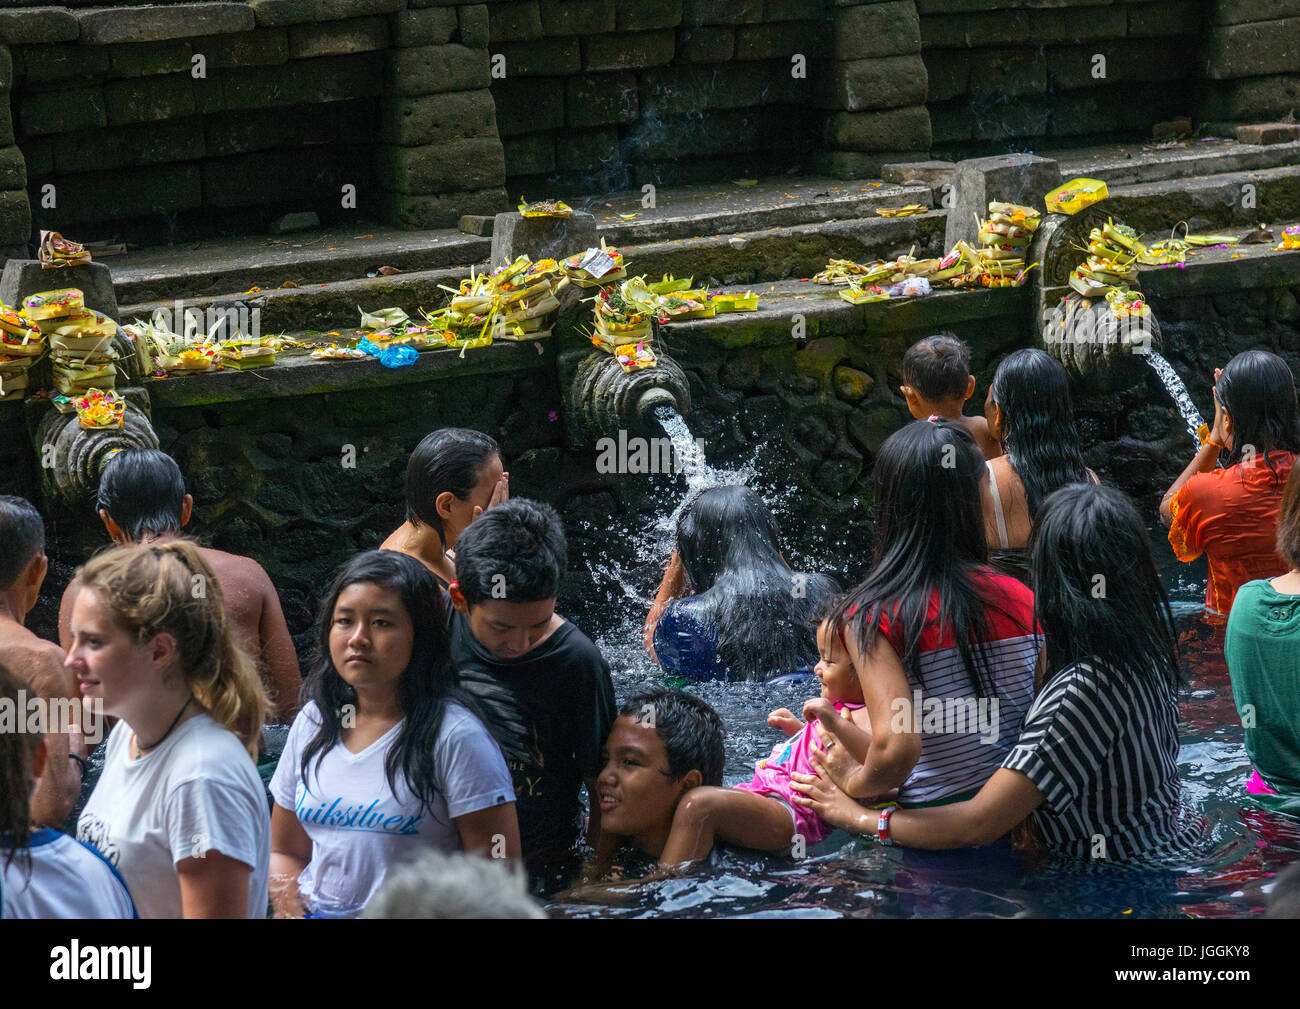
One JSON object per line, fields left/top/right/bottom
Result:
{"left": 68, "top": 541, "right": 271, "bottom": 918}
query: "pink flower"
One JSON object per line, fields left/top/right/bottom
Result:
{"left": 548, "top": 410, "right": 558, "bottom": 422}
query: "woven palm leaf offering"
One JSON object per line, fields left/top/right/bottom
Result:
{"left": 709, "top": 290, "right": 759, "bottom": 313}
{"left": 589, "top": 277, "right": 657, "bottom": 352}
{"left": 615, "top": 341, "right": 658, "bottom": 374}
{"left": 517, "top": 196, "right": 573, "bottom": 218}
{"left": 38, "top": 230, "right": 93, "bottom": 269}
{"left": 562, "top": 239, "right": 626, "bottom": 287}
{"left": 972, "top": 202, "right": 1041, "bottom": 288}
{"left": 1069, "top": 219, "right": 1144, "bottom": 299}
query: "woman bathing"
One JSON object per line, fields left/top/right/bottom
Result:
{"left": 796, "top": 483, "right": 1198, "bottom": 861}
{"left": 982, "top": 348, "right": 1096, "bottom": 583}
{"left": 643, "top": 484, "right": 837, "bottom": 682}
{"left": 1162, "top": 349, "right": 1300, "bottom": 619}
{"left": 1224, "top": 462, "right": 1300, "bottom": 815}
{"left": 381, "top": 428, "right": 509, "bottom": 589}
{"left": 805, "top": 419, "right": 1040, "bottom": 810}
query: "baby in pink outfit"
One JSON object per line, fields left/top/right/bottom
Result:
{"left": 657, "top": 614, "right": 876, "bottom": 866}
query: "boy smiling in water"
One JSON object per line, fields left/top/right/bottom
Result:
{"left": 593, "top": 688, "right": 726, "bottom": 863}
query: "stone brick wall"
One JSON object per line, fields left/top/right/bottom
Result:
{"left": 0, "top": 2, "right": 402, "bottom": 244}
{"left": 817, "top": 1, "right": 932, "bottom": 179}
{"left": 0, "top": 1, "right": 1287, "bottom": 245}
{"left": 1198, "top": 0, "right": 1300, "bottom": 136}
{"left": 920, "top": 0, "right": 1201, "bottom": 154}
{"left": 488, "top": 0, "right": 826, "bottom": 194}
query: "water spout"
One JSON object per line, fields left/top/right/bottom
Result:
{"left": 1135, "top": 347, "right": 1205, "bottom": 443}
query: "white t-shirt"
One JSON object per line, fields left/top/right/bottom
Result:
{"left": 270, "top": 700, "right": 513, "bottom": 918}
{"left": 77, "top": 714, "right": 270, "bottom": 919}
{"left": 2, "top": 829, "right": 136, "bottom": 919}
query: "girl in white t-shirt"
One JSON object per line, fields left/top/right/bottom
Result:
{"left": 269, "top": 550, "right": 519, "bottom": 918}
{"left": 1, "top": 662, "right": 135, "bottom": 918}
{"left": 68, "top": 541, "right": 271, "bottom": 919}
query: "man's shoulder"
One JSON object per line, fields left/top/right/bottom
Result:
{"left": 0, "top": 627, "right": 71, "bottom": 695}
{"left": 199, "top": 546, "right": 273, "bottom": 587}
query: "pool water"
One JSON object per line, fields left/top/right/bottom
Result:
{"left": 64, "top": 469, "right": 1300, "bottom": 918}
{"left": 546, "top": 495, "right": 1300, "bottom": 918}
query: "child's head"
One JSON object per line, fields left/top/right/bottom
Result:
{"left": 813, "top": 595, "right": 861, "bottom": 704}
{"left": 450, "top": 498, "right": 565, "bottom": 660}
{"left": 900, "top": 333, "right": 975, "bottom": 418}
{"left": 598, "top": 688, "right": 725, "bottom": 855}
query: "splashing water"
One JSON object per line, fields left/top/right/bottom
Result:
{"left": 1138, "top": 349, "right": 1205, "bottom": 443}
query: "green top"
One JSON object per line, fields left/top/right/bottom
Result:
{"left": 1224, "top": 579, "right": 1300, "bottom": 814}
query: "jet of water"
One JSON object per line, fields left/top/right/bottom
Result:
{"left": 1137, "top": 348, "right": 1205, "bottom": 443}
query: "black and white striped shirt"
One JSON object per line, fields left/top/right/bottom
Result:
{"left": 1002, "top": 660, "right": 1188, "bottom": 861}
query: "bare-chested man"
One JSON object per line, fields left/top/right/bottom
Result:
{"left": 57, "top": 449, "right": 301, "bottom": 722}
{"left": 0, "top": 496, "right": 85, "bottom": 828}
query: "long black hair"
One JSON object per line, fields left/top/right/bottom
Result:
{"left": 1214, "top": 349, "right": 1300, "bottom": 485}
{"left": 0, "top": 662, "right": 40, "bottom": 876}
{"left": 300, "top": 550, "right": 490, "bottom": 812}
{"left": 675, "top": 485, "right": 832, "bottom": 680}
{"left": 834, "top": 419, "right": 1018, "bottom": 698}
{"left": 404, "top": 428, "right": 501, "bottom": 550}
{"left": 990, "top": 348, "right": 1091, "bottom": 518}
{"left": 1031, "top": 483, "right": 1180, "bottom": 691}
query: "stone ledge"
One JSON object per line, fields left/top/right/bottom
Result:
{"left": 76, "top": 4, "right": 255, "bottom": 44}
{"left": 1140, "top": 228, "right": 1300, "bottom": 301}
{"left": 143, "top": 336, "right": 550, "bottom": 409}
{"left": 0, "top": 8, "right": 80, "bottom": 46}
{"left": 657, "top": 279, "right": 1029, "bottom": 351}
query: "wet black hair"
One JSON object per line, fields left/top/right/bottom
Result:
{"left": 989, "top": 348, "right": 1091, "bottom": 519}
{"left": 301, "top": 550, "right": 497, "bottom": 813}
{"left": 404, "top": 428, "right": 501, "bottom": 550}
{"left": 0, "top": 495, "right": 44, "bottom": 589}
{"left": 675, "top": 485, "right": 834, "bottom": 680}
{"left": 833, "top": 419, "right": 1023, "bottom": 698}
{"left": 95, "top": 448, "right": 186, "bottom": 541}
{"left": 0, "top": 662, "right": 41, "bottom": 875}
{"left": 453, "top": 498, "right": 565, "bottom": 607}
{"left": 618, "top": 687, "right": 725, "bottom": 787}
{"left": 902, "top": 332, "right": 972, "bottom": 403}
{"left": 1214, "top": 350, "right": 1300, "bottom": 485}
{"left": 1030, "top": 483, "right": 1180, "bottom": 691}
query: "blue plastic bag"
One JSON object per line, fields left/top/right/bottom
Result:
{"left": 377, "top": 345, "right": 419, "bottom": 369}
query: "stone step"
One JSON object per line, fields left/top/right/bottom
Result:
{"left": 1054, "top": 138, "right": 1300, "bottom": 190}
{"left": 109, "top": 175, "right": 931, "bottom": 304}
{"left": 120, "top": 212, "right": 948, "bottom": 332}
{"left": 111, "top": 226, "right": 490, "bottom": 306}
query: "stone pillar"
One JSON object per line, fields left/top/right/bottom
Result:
{"left": 816, "top": 0, "right": 931, "bottom": 179}
{"left": 377, "top": 2, "right": 509, "bottom": 229}
{"left": 1198, "top": 1, "right": 1300, "bottom": 137}
{"left": 942, "top": 153, "right": 1060, "bottom": 252}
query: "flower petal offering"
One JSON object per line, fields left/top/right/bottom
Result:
{"left": 74, "top": 387, "right": 125, "bottom": 429}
